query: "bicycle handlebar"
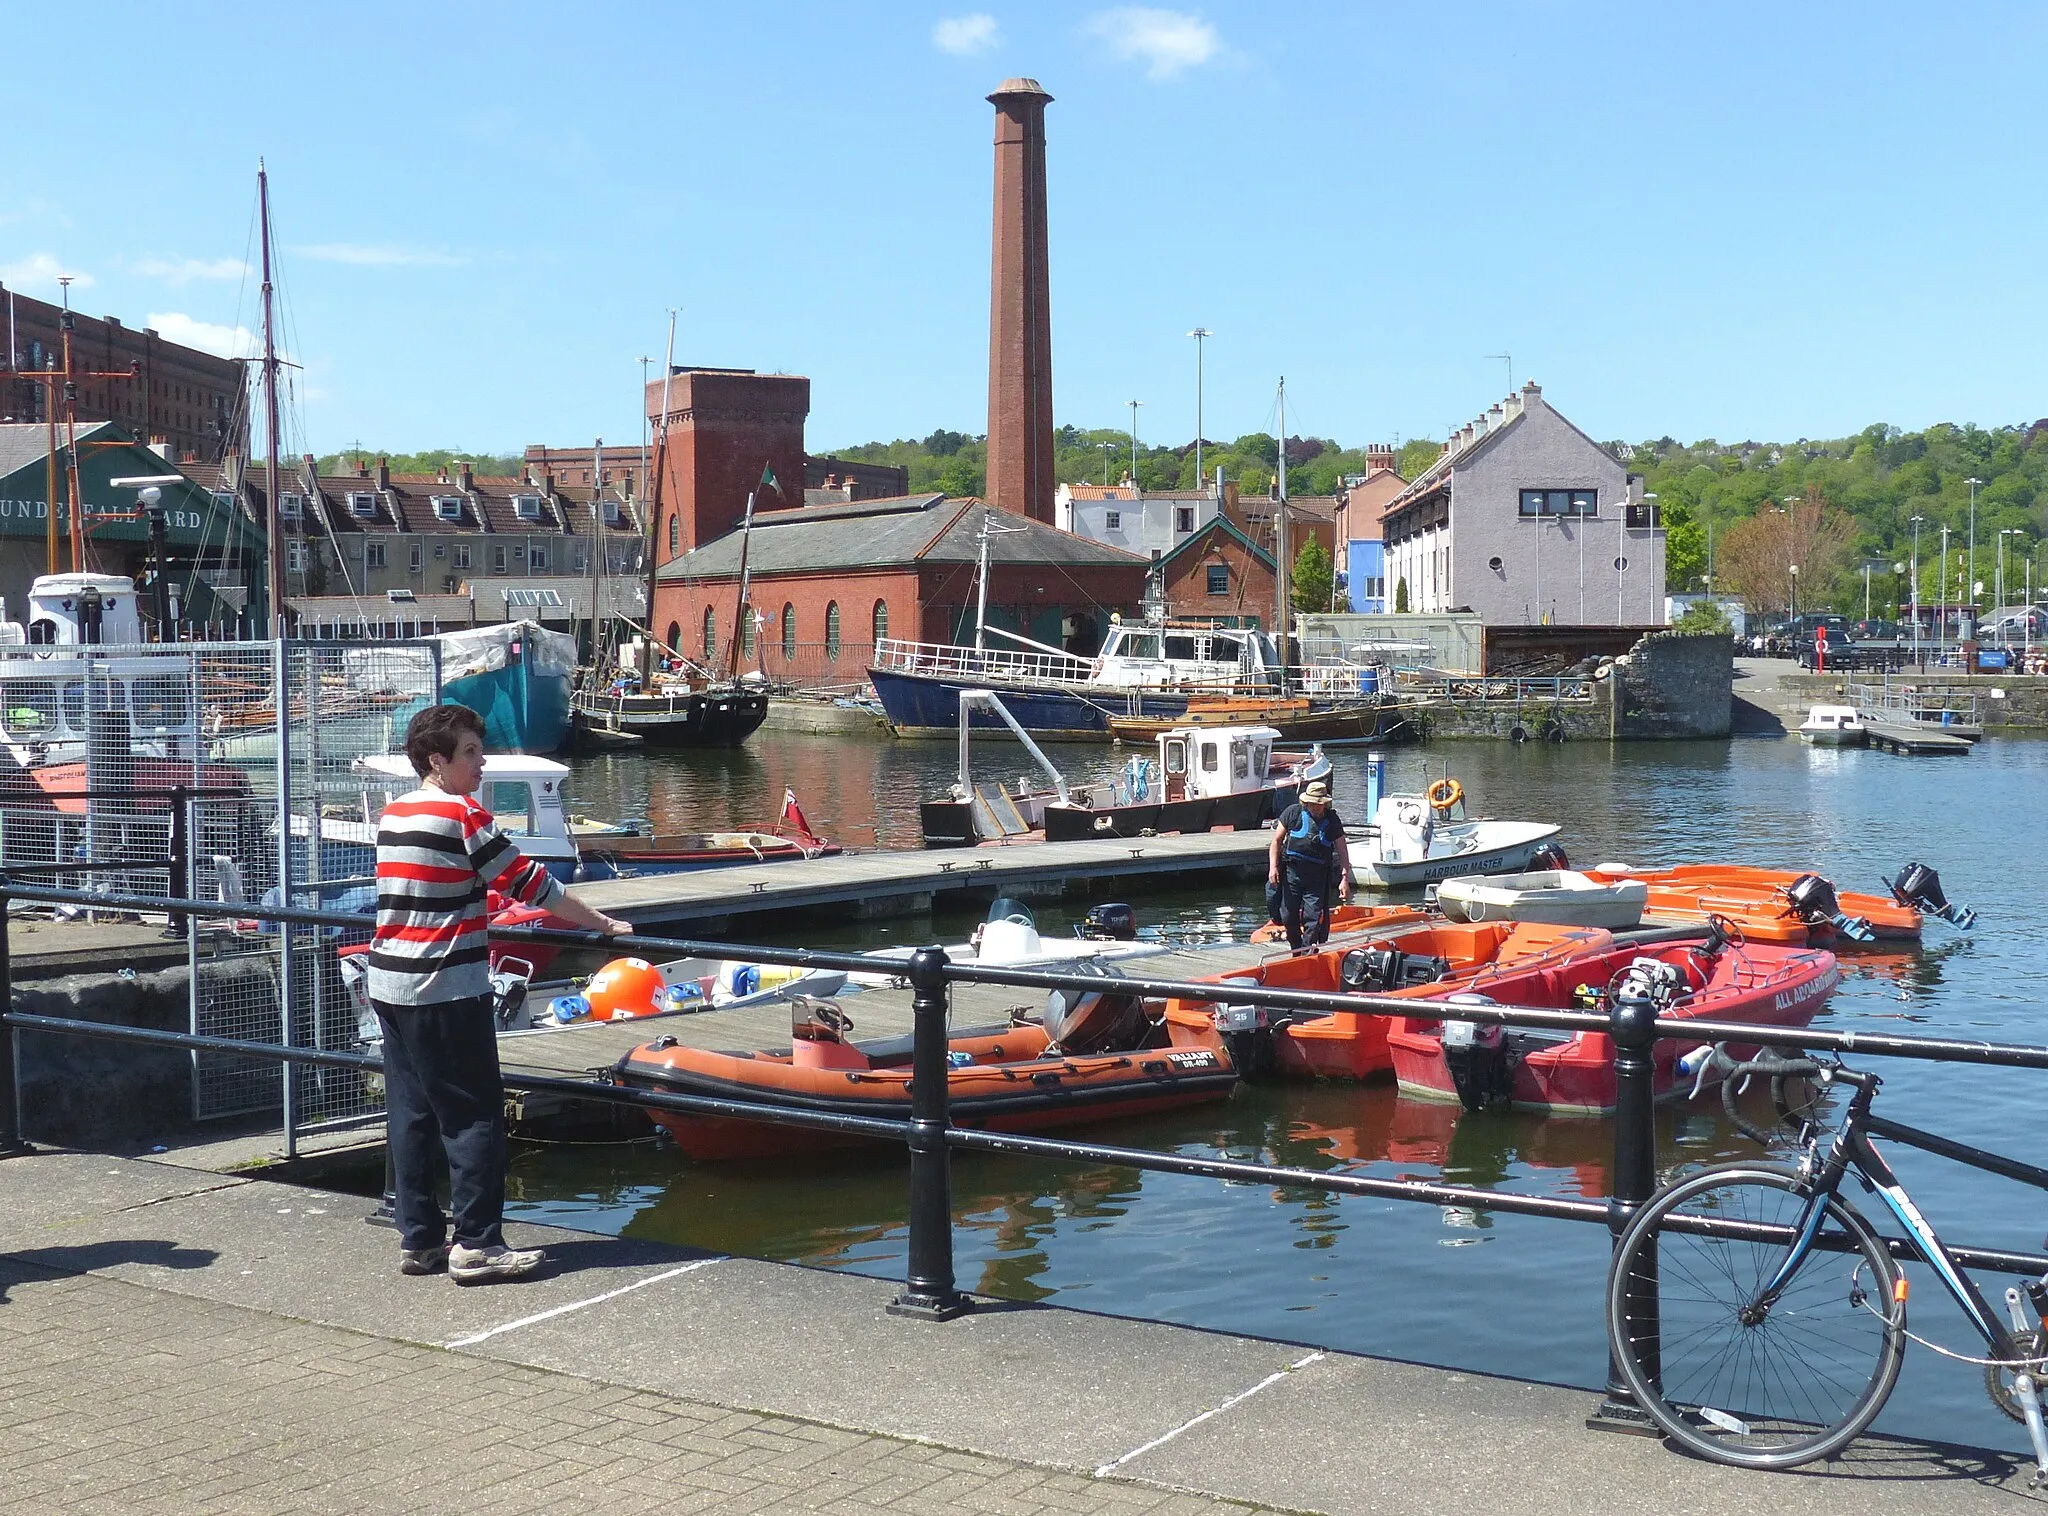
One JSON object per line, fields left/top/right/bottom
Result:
{"left": 1688, "top": 1042, "right": 1833, "bottom": 1147}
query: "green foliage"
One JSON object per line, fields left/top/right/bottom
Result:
{"left": 1290, "top": 539, "right": 1333, "bottom": 613}
{"left": 1394, "top": 576, "right": 1410, "bottom": 614}
{"left": 1671, "top": 600, "right": 1732, "bottom": 634}
{"left": 314, "top": 448, "right": 523, "bottom": 477}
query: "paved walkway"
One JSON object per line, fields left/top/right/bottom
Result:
{"left": 2, "top": 1148, "right": 2042, "bottom": 1515}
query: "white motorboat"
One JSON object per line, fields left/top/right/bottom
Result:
{"left": 848, "top": 900, "right": 1168, "bottom": 988}
{"left": 1346, "top": 781, "right": 1563, "bottom": 890}
{"left": 1798, "top": 704, "right": 1867, "bottom": 747}
{"left": 1436, "top": 869, "right": 1649, "bottom": 928}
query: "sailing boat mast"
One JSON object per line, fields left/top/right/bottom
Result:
{"left": 639, "top": 311, "right": 676, "bottom": 679}
{"left": 974, "top": 512, "right": 992, "bottom": 651}
{"left": 724, "top": 479, "right": 759, "bottom": 682}
{"left": 259, "top": 160, "right": 284, "bottom": 636}
{"left": 587, "top": 437, "right": 604, "bottom": 663}
{"left": 1274, "top": 377, "right": 1290, "bottom": 682}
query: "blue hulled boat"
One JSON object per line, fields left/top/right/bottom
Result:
{"left": 433, "top": 621, "right": 577, "bottom": 755}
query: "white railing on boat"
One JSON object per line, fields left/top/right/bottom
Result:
{"left": 870, "top": 637, "right": 1387, "bottom": 699}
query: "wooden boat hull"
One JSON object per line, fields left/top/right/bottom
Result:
{"left": 614, "top": 1024, "right": 1236, "bottom": 1161}
{"left": 1164, "top": 920, "right": 1618, "bottom": 1081}
{"left": 574, "top": 688, "right": 768, "bottom": 749}
{"left": 573, "top": 832, "right": 839, "bottom": 879}
{"left": 1386, "top": 940, "right": 1840, "bottom": 1114}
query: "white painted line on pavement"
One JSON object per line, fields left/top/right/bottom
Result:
{"left": 1093, "top": 1349, "right": 1326, "bottom": 1478}
{"left": 443, "top": 1257, "right": 724, "bottom": 1348}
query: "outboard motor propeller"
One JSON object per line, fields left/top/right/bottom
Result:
{"left": 1439, "top": 994, "right": 1513, "bottom": 1112}
{"left": 1082, "top": 902, "right": 1137, "bottom": 941}
{"left": 1784, "top": 872, "right": 1875, "bottom": 944}
{"left": 1885, "top": 861, "right": 1977, "bottom": 930}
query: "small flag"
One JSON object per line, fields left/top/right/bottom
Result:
{"left": 760, "top": 462, "right": 783, "bottom": 499}
{"left": 782, "top": 787, "right": 816, "bottom": 841}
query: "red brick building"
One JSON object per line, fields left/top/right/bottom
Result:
{"left": 1159, "top": 514, "right": 1278, "bottom": 626}
{"left": 653, "top": 493, "right": 1147, "bottom": 684}
{"left": 1, "top": 283, "right": 248, "bottom": 463}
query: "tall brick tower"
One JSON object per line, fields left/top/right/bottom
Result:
{"left": 986, "top": 78, "right": 1055, "bottom": 524}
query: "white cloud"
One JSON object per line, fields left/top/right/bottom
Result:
{"left": 292, "top": 243, "right": 466, "bottom": 268}
{"left": 934, "top": 13, "right": 1000, "bottom": 55}
{"left": 0, "top": 253, "right": 91, "bottom": 292}
{"left": 1083, "top": 7, "right": 1221, "bottom": 79}
{"left": 146, "top": 312, "right": 260, "bottom": 360}
{"left": 130, "top": 255, "right": 247, "bottom": 285}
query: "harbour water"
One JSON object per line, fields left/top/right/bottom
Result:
{"left": 516, "top": 727, "right": 2048, "bottom": 1453}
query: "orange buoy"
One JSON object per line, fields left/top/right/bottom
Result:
{"left": 585, "top": 957, "right": 668, "bottom": 1020}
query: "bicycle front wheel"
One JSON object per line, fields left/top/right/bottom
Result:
{"left": 1607, "top": 1163, "right": 1905, "bottom": 1469}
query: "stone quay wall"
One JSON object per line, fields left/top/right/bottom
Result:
{"left": 1782, "top": 670, "right": 2048, "bottom": 728}
{"left": 1414, "top": 629, "right": 1732, "bottom": 741}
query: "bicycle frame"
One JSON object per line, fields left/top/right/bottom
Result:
{"left": 1758, "top": 1076, "right": 2048, "bottom": 1358}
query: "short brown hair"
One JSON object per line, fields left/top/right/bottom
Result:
{"left": 403, "top": 703, "right": 486, "bottom": 778}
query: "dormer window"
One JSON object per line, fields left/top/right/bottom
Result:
{"left": 348, "top": 492, "right": 378, "bottom": 519}
{"left": 602, "top": 500, "right": 626, "bottom": 527}
{"left": 513, "top": 494, "right": 543, "bottom": 521}
{"left": 432, "top": 495, "right": 463, "bottom": 522}
{"left": 278, "top": 492, "right": 302, "bottom": 520}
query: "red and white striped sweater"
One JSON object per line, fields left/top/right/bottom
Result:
{"left": 368, "top": 787, "right": 563, "bottom": 1006}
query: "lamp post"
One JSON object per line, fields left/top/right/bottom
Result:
{"left": 1098, "top": 441, "right": 1117, "bottom": 486}
{"left": 1788, "top": 563, "right": 1799, "bottom": 622}
{"left": 1939, "top": 523, "right": 1951, "bottom": 640}
{"left": 1966, "top": 477, "right": 1982, "bottom": 626}
{"left": 1998, "top": 528, "right": 2018, "bottom": 643}
{"left": 1127, "top": 399, "right": 1142, "bottom": 485}
{"left": 1909, "top": 514, "right": 1924, "bottom": 662}
{"left": 1187, "top": 328, "right": 1210, "bottom": 486}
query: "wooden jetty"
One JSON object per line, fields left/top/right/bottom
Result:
{"left": 1863, "top": 718, "right": 1973, "bottom": 755}
{"left": 566, "top": 830, "right": 1272, "bottom": 932}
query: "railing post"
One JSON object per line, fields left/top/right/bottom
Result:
{"left": 1589, "top": 987, "right": 1660, "bottom": 1431}
{"left": 888, "top": 944, "right": 969, "bottom": 1320}
{"left": 0, "top": 883, "right": 29, "bottom": 1158}
{"left": 166, "top": 784, "right": 190, "bottom": 937}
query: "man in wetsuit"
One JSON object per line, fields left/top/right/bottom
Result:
{"left": 1267, "top": 780, "right": 1353, "bottom": 952}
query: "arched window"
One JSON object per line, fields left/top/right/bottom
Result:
{"left": 701, "top": 606, "right": 717, "bottom": 659}
{"left": 871, "top": 598, "right": 889, "bottom": 645}
{"left": 781, "top": 602, "right": 796, "bottom": 660}
{"left": 740, "top": 604, "right": 756, "bottom": 658}
{"left": 667, "top": 513, "right": 678, "bottom": 555}
{"left": 825, "top": 601, "right": 842, "bottom": 661}
{"left": 665, "top": 621, "right": 681, "bottom": 659}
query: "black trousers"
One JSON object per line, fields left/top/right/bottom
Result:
{"left": 1281, "top": 856, "right": 1334, "bottom": 952}
{"left": 372, "top": 996, "right": 507, "bottom": 1254}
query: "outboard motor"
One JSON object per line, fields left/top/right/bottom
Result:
{"left": 1885, "top": 861, "right": 1977, "bottom": 930}
{"left": 1527, "top": 841, "right": 1571, "bottom": 872}
{"left": 1784, "top": 872, "right": 1874, "bottom": 944}
{"left": 1043, "top": 961, "right": 1145, "bottom": 1053}
{"left": 1212, "top": 1002, "right": 1281, "bottom": 1081}
{"left": 1439, "top": 993, "right": 1514, "bottom": 1112}
{"left": 1082, "top": 902, "right": 1137, "bottom": 941}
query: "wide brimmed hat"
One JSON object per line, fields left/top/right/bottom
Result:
{"left": 1301, "top": 781, "right": 1333, "bottom": 803}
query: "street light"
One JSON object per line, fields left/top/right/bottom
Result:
{"left": 1965, "top": 477, "right": 1983, "bottom": 623}
{"left": 1098, "top": 441, "right": 1117, "bottom": 486}
{"left": 1909, "top": 514, "right": 1924, "bottom": 662}
{"left": 1187, "top": 328, "right": 1211, "bottom": 486}
{"left": 1127, "top": 398, "right": 1142, "bottom": 484}
{"left": 1789, "top": 563, "right": 1799, "bottom": 622}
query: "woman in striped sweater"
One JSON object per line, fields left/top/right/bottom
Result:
{"left": 370, "top": 704, "right": 629, "bottom": 1285}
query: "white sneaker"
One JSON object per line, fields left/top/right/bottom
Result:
{"left": 448, "top": 1242, "right": 547, "bottom": 1285}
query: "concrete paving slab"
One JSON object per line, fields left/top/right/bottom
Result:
{"left": 0, "top": 1147, "right": 249, "bottom": 1247}
{"left": 461, "top": 1253, "right": 1339, "bottom": 1474}
{"left": 1119, "top": 1341, "right": 2042, "bottom": 1515}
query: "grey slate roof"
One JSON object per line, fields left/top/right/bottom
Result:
{"left": 655, "top": 494, "right": 1148, "bottom": 582}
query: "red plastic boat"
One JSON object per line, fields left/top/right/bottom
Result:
{"left": 1385, "top": 937, "right": 1840, "bottom": 1114}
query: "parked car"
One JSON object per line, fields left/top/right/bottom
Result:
{"left": 1851, "top": 618, "right": 1907, "bottom": 645}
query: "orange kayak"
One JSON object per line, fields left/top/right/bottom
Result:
{"left": 1585, "top": 864, "right": 1919, "bottom": 942}
{"left": 1165, "top": 918, "right": 1620, "bottom": 1080}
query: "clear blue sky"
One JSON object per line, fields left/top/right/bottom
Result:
{"left": 6, "top": 2, "right": 2042, "bottom": 460}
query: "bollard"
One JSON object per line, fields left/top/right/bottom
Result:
{"left": 887, "top": 944, "right": 970, "bottom": 1320}
{"left": 1587, "top": 982, "right": 1659, "bottom": 1432}
{"left": 0, "top": 884, "right": 29, "bottom": 1158}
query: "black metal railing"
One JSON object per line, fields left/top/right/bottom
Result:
{"left": 5, "top": 880, "right": 2048, "bottom": 1418}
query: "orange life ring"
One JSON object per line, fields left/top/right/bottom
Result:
{"left": 1427, "top": 778, "right": 1463, "bottom": 812}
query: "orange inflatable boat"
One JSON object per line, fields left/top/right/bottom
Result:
{"left": 1164, "top": 918, "right": 1622, "bottom": 1080}
{"left": 614, "top": 992, "right": 1235, "bottom": 1161}
{"left": 1585, "top": 864, "right": 1917, "bottom": 943}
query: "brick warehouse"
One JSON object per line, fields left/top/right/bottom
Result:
{"left": 652, "top": 493, "right": 1147, "bottom": 685}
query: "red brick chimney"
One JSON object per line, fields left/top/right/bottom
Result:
{"left": 985, "top": 77, "right": 1055, "bottom": 525}
{"left": 1366, "top": 444, "right": 1397, "bottom": 476}
{"left": 645, "top": 369, "right": 810, "bottom": 551}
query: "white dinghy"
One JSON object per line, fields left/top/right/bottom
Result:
{"left": 1436, "top": 869, "right": 1649, "bottom": 928}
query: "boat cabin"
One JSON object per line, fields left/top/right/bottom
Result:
{"left": 1092, "top": 620, "right": 1281, "bottom": 690}
{"left": 1155, "top": 724, "right": 1281, "bottom": 803}
{"left": 352, "top": 753, "right": 578, "bottom": 874}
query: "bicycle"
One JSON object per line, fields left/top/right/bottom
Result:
{"left": 1605, "top": 1043, "right": 2048, "bottom": 1477}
